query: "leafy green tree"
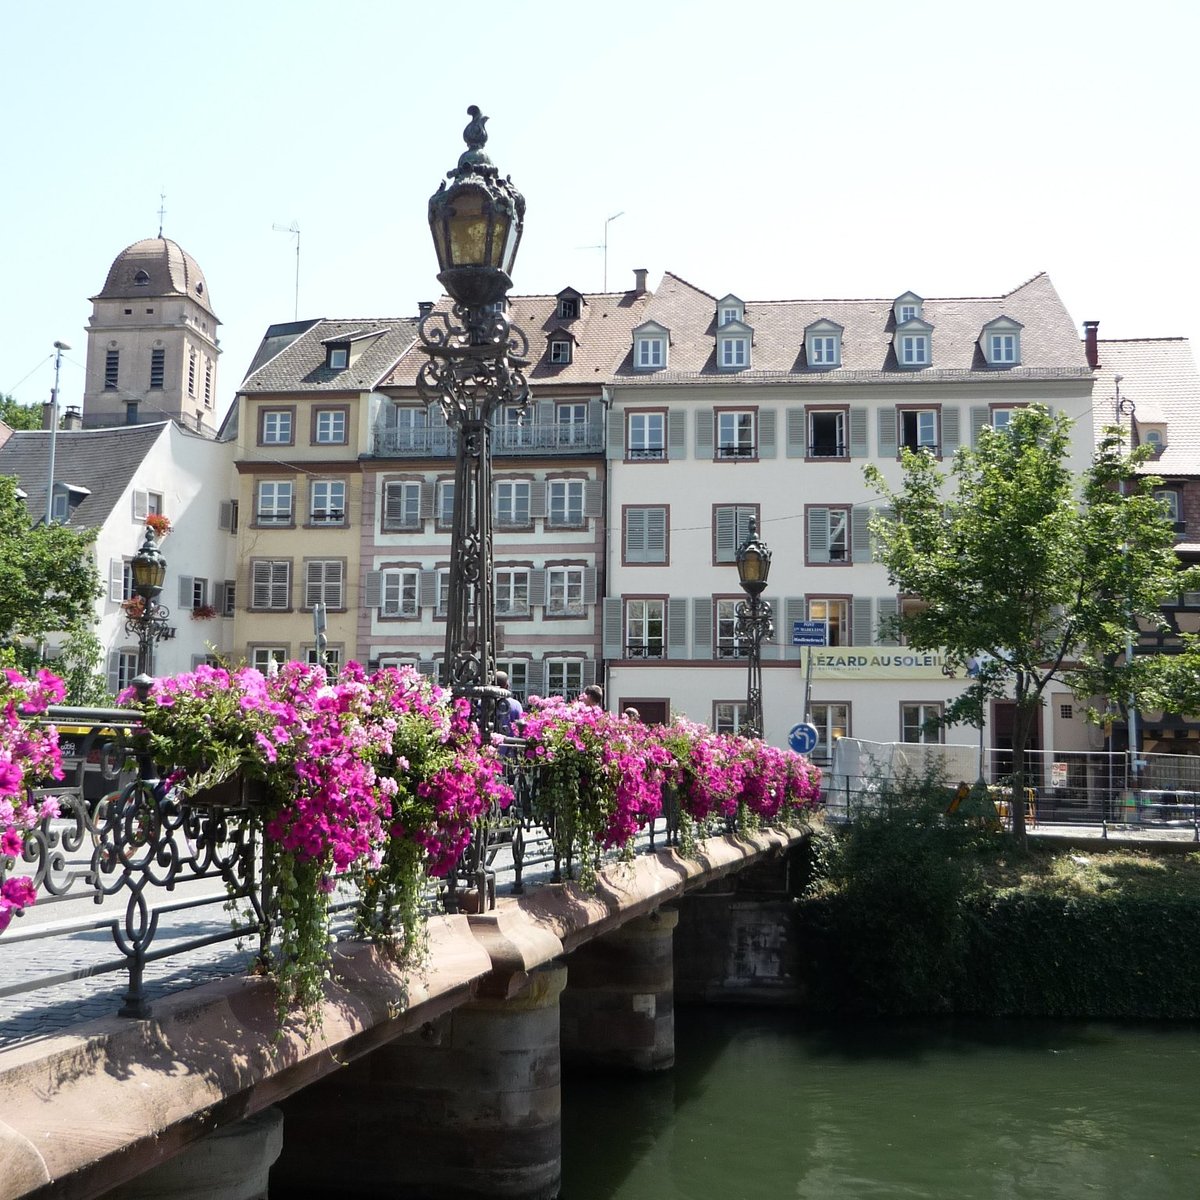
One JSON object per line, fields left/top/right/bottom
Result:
{"left": 865, "top": 406, "right": 1196, "bottom": 847}
{"left": 0, "top": 393, "right": 44, "bottom": 431}
{"left": 0, "top": 475, "right": 100, "bottom": 646}
{"left": 57, "top": 623, "right": 110, "bottom": 705}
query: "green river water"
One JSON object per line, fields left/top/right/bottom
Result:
{"left": 560, "top": 1008, "right": 1200, "bottom": 1199}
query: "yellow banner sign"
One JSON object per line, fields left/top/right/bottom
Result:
{"left": 802, "top": 650, "right": 953, "bottom": 680}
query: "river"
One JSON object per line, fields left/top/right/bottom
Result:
{"left": 561, "top": 1008, "right": 1200, "bottom": 1199}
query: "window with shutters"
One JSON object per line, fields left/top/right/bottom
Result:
{"left": 305, "top": 645, "right": 342, "bottom": 671}
{"left": 436, "top": 479, "right": 455, "bottom": 528}
{"left": 714, "top": 701, "right": 750, "bottom": 735}
{"left": 260, "top": 409, "right": 294, "bottom": 446}
{"left": 713, "top": 504, "right": 757, "bottom": 564}
{"left": 146, "top": 492, "right": 163, "bottom": 516}
{"left": 808, "top": 409, "right": 847, "bottom": 458}
{"left": 255, "top": 480, "right": 293, "bottom": 525}
{"left": 626, "top": 598, "right": 666, "bottom": 658}
{"left": 382, "top": 481, "right": 421, "bottom": 531}
{"left": 546, "top": 567, "right": 585, "bottom": 616}
{"left": 314, "top": 408, "right": 348, "bottom": 445}
{"left": 187, "top": 350, "right": 197, "bottom": 396}
{"left": 715, "top": 410, "right": 755, "bottom": 459}
{"left": 251, "top": 647, "right": 287, "bottom": 674}
{"left": 309, "top": 480, "right": 345, "bottom": 525}
{"left": 104, "top": 350, "right": 119, "bottom": 390}
{"left": 547, "top": 479, "right": 585, "bottom": 527}
{"left": 221, "top": 580, "right": 236, "bottom": 617}
{"left": 546, "top": 659, "right": 585, "bottom": 698}
{"left": 496, "top": 569, "right": 531, "bottom": 617}
{"left": 304, "top": 560, "right": 344, "bottom": 610}
{"left": 114, "top": 649, "right": 138, "bottom": 693}
{"left": 626, "top": 411, "right": 666, "bottom": 460}
{"left": 191, "top": 578, "right": 208, "bottom": 609}
{"left": 435, "top": 570, "right": 476, "bottom": 620}
{"left": 624, "top": 506, "right": 668, "bottom": 565}
{"left": 902, "top": 702, "right": 943, "bottom": 744}
{"left": 715, "top": 598, "right": 747, "bottom": 659}
{"left": 900, "top": 409, "right": 938, "bottom": 453}
{"left": 556, "top": 403, "right": 588, "bottom": 447}
{"left": 807, "top": 506, "right": 851, "bottom": 564}
{"left": 380, "top": 569, "right": 419, "bottom": 618}
{"left": 496, "top": 480, "right": 532, "bottom": 527}
{"left": 149, "top": 349, "right": 165, "bottom": 389}
{"left": 250, "top": 560, "right": 291, "bottom": 611}
{"left": 808, "top": 598, "right": 849, "bottom": 646}
{"left": 810, "top": 703, "right": 850, "bottom": 763}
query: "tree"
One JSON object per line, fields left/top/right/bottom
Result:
{"left": 864, "top": 406, "right": 1196, "bottom": 847}
{"left": 0, "top": 475, "right": 100, "bottom": 645}
{"left": 0, "top": 393, "right": 44, "bottom": 431}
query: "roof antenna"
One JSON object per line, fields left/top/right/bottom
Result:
{"left": 576, "top": 211, "right": 625, "bottom": 291}
{"left": 273, "top": 221, "right": 301, "bottom": 320}
{"left": 157, "top": 190, "right": 167, "bottom": 238}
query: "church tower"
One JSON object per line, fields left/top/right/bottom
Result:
{"left": 82, "top": 238, "right": 221, "bottom": 434}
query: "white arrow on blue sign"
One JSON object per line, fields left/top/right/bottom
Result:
{"left": 789, "top": 722, "right": 820, "bottom": 755}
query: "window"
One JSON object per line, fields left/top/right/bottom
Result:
{"left": 809, "top": 410, "right": 846, "bottom": 458}
{"left": 901, "top": 409, "right": 938, "bottom": 453}
{"left": 899, "top": 305, "right": 917, "bottom": 323}
{"left": 435, "top": 569, "right": 475, "bottom": 620}
{"left": 716, "top": 599, "right": 747, "bottom": 659}
{"left": 991, "top": 407, "right": 1016, "bottom": 433}
{"left": 809, "top": 335, "right": 840, "bottom": 366}
{"left": 315, "top": 409, "right": 347, "bottom": 444}
{"left": 807, "top": 507, "right": 850, "bottom": 563}
{"left": 327, "top": 345, "right": 349, "bottom": 370}
{"left": 719, "top": 337, "right": 748, "bottom": 370}
{"left": 496, "top": 480, "right": 531, "bottom": 527}
{"left": 309, "top": 480, "right": 345, "bottom": 524}
{"left": 388, "top": 406, "right": 428, "bottom": 451}
{"left": 546, "top": 659, "right": 585, "bottom": 698}
{"left": 716, "top": 410, "right": 755, "bottom": 459}
{"left": 496, "top": 659, "right": 528, "bottom": 702}
{"left": 115, "top": 649, "right": 139, "bottom": 694}
{"left": 496, "top": 404, "right": 532, "bottom": 450}
{"left": 250, "top": 560, "right": 291, "bottom": 610}
{"left": 134, "top": 270, "right": 150, "bottom": 286}
{"left": 382, "top": 481, "right": 421, "bottom": 530}
{"left": 556, "top": 403, "right": 588, "bottom": 446}
{"left": 900, "top": 335, "right": 928, "bottom": 366}
{"left": 305, "top": 560, "right": 344, "bottom": 609}
{"left": 626, "top": 598, "right": 665, "bottom": 658}
{"left": 1155, "top": 489, "right": 1181, "bottom": 524}
{"left": 187, "top": 350, "right": 196, "bottom": 395}
{"left": 720, "top": 307, "right": 739, "bottom": 326}
{"left": 146, "top": 492, "right": 163, "bottom": 516}
{"left": 305, "top": 646, "right": 342, "bottom": 671}
{"left": 547, "top": 480, "right": 585, "bottom": 527}
{"left": 558, "top": 296, "right": 579, "bottom": 320}
{"left": 549, "top": 340, "right": 572, "bottom": 365}
{"left": 627, "top": 412, "right": 665, "bottom": 460}
{"left": 624, "top": 506, "right": 668, "bottom": 564}
{"left": 714, "top": 505, "right": 757, "bottom": 564}
{"left": 191, "top": 578, "right": 208, "bottom": 609}
{"left": 902, "top": 703, "right": 943, "bottom": 744}
{"left": 436, "top": 480, "right": 455, "bottom": 527}
{"left": 1060, "top": 704, "right": 1074, "bottom": 720}
{"left": 104, "top": 350, "right": 119, "bottom": 390}
{"left": 990, "top": 334, "right": 1017, "bottom": 363}
{"left": 221, "top": 580, "right": 236, "bottom": 617}
{"left": 496, "top": 569, "right": 531, "bottom": 617}
{"left": 381, "top": 569, "right": 419, "bottom": 617}
{"left": 256, "top": 481, "right": 293, "bottom": 524}
{"left": 150, "top": 349, "right": 165, "bottom": 389}
{"left": 204, "top": 361, "right": 212, "bottom": 407}
{"left": 810, "top": 703, "right": 849, "bottom": 762}
{"left": 261, "top": 410, "right": 293, "bottom": 445}
{"left": 251, "top": 647, "right": 287, "bottom": 674}
{"left": 808, "top": 598, "right": 848, "bottom": 646}
{"left": 546, "top": 567, "right": 585, "bottom": 615}
{"left": 120, "top": 560, "right": 134, "bottom": 602}
{"left": 635, "top": 337, "right": 665, "bottom": 370}
{"left": 50, "top": 487, "right": 68, "bottom": 523}
{"left": 714, "top": 701, "right": 749, "bottom": 735}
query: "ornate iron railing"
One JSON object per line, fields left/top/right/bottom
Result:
{"left": 372, "top": 419, "right": 604, "bottom": 458}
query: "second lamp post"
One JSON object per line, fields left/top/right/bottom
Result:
{"left": 734, "top": 517, "right": 774, "bottom": 739}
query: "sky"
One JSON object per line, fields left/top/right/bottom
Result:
{"left": 3, "top": 0, "right": 1198, "bottom": 425}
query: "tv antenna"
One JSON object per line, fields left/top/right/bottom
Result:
{"left": 577, "top": 211, "right": 625, "bottom": 291}
{"left": 273, "top": 221, "right": 301, "bottom": 319}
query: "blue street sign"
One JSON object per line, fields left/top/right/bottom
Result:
{"left": 789, "top": 722, "right": 820, "bottom": 755}
{"left": 792, "top": 619, "right": 828, "bottom": 646}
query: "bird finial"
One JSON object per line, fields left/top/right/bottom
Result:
{"left": 463, "top": 105, "right": 489, "bottom": 152}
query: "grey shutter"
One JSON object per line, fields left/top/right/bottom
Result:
{"left": 715, "top": 507, "right": 736, "bottom": 561}
{"left": 525, "top": 660, "right": 545, "bottom": 699}
{"left": 851, "top": 507, "right": 872, "bottom": 563}
{"left": 106, "top": 651, "right": 120, "bottom": 694}
{"left": 667, "top": 409, "right": 686, "bottom": 458}
{"left": 530, "top": 480, "right": 547, "bottom": 518}
{"left": 784, "top": 597, "right": 806, "bottom": 658}
{"left": 876, "top": 596, "right": 900, "bottom": 645}
{"left": 109, "top": 559, "right": 124, "bottom": 602}
{"left": 606, "top": 407, "right": 624, "bottom": 459}
{"left": 251, "top": 561, "right": 270, "bottom": 608}
{"left": 364, "top": 571, "right": 382, "bottom": 609}
{"left": 695, "top": 407, "right": 714, "bottom": 457}
{"left": 131, "top": 490, "right": 149, "bottom": 521}
{"left": 587, "top": 398, "right": 603, "bottom": 438}
{"left": 646, "top": 507, "right": 667, "bottom": 562}
{"left": 667, "top": 598, "right": 688, "bottom": 654}
{"left": 758, "top": 409, "right": 777, "bottom": 459}
{"left": 786, "top": 408, "right": 806, "bottom": 457}
{"left": 537, "top": 400, "right": 554, "bottom": 427}
{"left": 603, "top": 596, "right": 623, "bottom": 659}
{"left": 849, "top": 407, "right": 869, "bottom": 457}
{"left": 942, "top": 406, "right": 960, "bottom": 455}
{"left": 692, "top": 597, "right": 712, "bottom": 658}
{"left": 970, "top": 406, "right": 989, "bottom": 447}
{"left": 878, "top": 408, "right": 898, "bottom": 458}
{"left": 587, "top": 659, "right": 602, "bottom": 686}
{"left": 178, "top": 575, "right": 195, "bottom": 609}
{"left": 418, "top": 660, "right": 437, "bottom": 678}
{"left": 218, "top": 500, "right": 233, "bottom": 531}
{"left": 852, "top": 596, "right": 873, "bottom": 646}
{"left": 418, "top": 570, "right": 438, "bottom": 609}
{"left": 528, "top": 569, "right": 546, "bottom": 608}
{"left": 582, "top": 567, "right": 597, "bottom": 605}
{"left": 585, "top": 479, "right": 602, "bottom": 517}
{"left": 625, "top": 507, "right": 646, "bottom": 560}
{"left": 420, "top": 480, "right": 435, "bottom": 519}
{"left": 808, "top": 507, "right": 831, "bottom": 563}
{"left": 304, "top": 562, "right": 323, "bottom": 609}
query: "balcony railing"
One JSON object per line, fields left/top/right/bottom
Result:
{"left": 373, "top": 419, "right": 604, "bottom": 458}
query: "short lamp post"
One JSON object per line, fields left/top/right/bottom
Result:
{"left": 419, "top": 106, "right": 529, "bottom": 732}
{"left": 126, "top": 528, "right": 170, "bottom": 678}
{"left": 734, "top": 517, "right": 774, "bottom": 740}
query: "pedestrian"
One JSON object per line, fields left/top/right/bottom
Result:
{"left": 623, "top": 707, "right": 640, "bottom": 721}
{"left": 494, "top": 670, "right": 523, "bottom": 738}
{"left": 580, "top": 684, "right": 604, "bottom": 709}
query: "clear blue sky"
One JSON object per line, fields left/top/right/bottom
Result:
{"left": 3, "top": 0, "right": 1197, "bottom": 421}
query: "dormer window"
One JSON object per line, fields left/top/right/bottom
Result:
{"left": 550, "top": 339, "right": 572, "bottom": 365}
{"left": 556, "top": 288, "right": 582, "bottom": 320}
{"left": 900, "top": 335, "right": 928, "bottom": 366}
{"left": 633, "top": 321, "right": 669, "bottom": 372}
{"left": 716, "top": 294, "right": 745, "bottom": 327}
{"left": 805, "top": 319, "right": 844, "bottom": 369}
{"left": 327, "top": 343, "right": 349, "bottom": 370}
{"left": 893, "top": 291, "right": 924, "bottom": 325}
{"left": 134, "top": 270, "right": 150, "bottom": 286}
{"left": 716, "top": 318, "right": 753, "bottom": 372}
{"left": 981, "top": 316, "right": 1023, "bottom": 367}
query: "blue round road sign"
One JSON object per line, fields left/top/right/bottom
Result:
{"left": 789, "top": 722, "right": 819, "bottom": 755}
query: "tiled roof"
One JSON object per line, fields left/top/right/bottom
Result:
{"left": 94, "top": 238, "right": 217, "bottom": 320}
{"left": 1090, "top": 338, "right": 1200, "bottom": 476}
{"left": 610, "top": 271, "right": 1088, "bottom": 381}
{"left": 0, "top": 423, "right": 168, "bottom": 527}
{"left": 240, "top": 319, "right": 419, "bottom": 393}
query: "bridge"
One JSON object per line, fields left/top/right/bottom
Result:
{"left": 0, "top": 707, "right": 812, "bottom": 1200}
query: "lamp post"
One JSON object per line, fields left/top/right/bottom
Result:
{"left": 734, "top": 517, "right": 774, "bottom": 739}
{"left": 419, "top": 106, "right": 529, "bottom": 733}
{"left": 1116, "top": 376, "right": 1141, "bottom": 781}
{"left": 125, "top": 528, "right": 170, "bottom": 678}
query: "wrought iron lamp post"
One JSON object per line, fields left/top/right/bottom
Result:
{"left": 734, "top": 517, "right": 774, "bottom": 739}
{"left": 126, "top": 528, "right": 170, "bottom": 678}
{"left": 1116, "top": 377, "right": 1141, "bottom": 777}
{"left": 419, "top": 106, "right": 529, "bottom": 731}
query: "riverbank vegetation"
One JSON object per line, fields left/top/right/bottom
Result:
{"left": 798, "top": 778, "right": 1200, "bottom": 1019}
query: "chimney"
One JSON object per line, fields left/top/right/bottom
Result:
{"left": 418, "top": 301, "right": 434, "bottom": 318}
{"left": 62, "top": 406, "right": 82, "bottom": 431}
{"left": 1083, "top": 320, "right": 1100, "bottom": 370}
{"left": 41, "top": 401, "right": 55, "bottom": 431}
{"left": 633, "top": 268, "right": 648, "bottom": 295}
